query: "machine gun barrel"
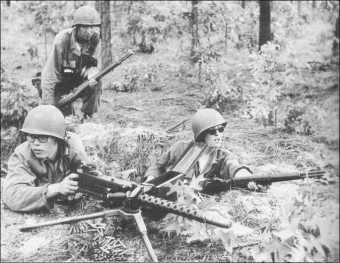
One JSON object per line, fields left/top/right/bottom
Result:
{"left": 138, "top": 193, "right": 231, "bottom": 229}
{"left": 19, "top": 191, "right": 231, "bottom": 232}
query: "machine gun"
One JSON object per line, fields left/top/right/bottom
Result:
{"left": 19, "top": 143, "right": 230, "bottom": 262}
{"left": 201, "top": 169, "right": 327, "bottom": 195}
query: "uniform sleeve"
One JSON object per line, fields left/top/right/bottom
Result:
{"left": 144, "top": 141, "right": 189, "bottom": 180}
{"left": 144, "top": 147, "right": 172, "bottom": 180}
{"left": 93, "top": 40, "right": 101, "bottom": 71}
{"left": 218, "top": 150, "right": 250, "bottom": 180}
{"left": 2, "top": 152, "right": 52, "bottom": 212}
{"left": 41, "top": 37, "right": 64, "bottom": 105}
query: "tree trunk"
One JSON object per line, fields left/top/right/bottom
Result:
{"left": 258, "top": 0, "right": 271, "bottom": 50}
{"left": 297, "top": 1, "right": 301, "bottom": 16}
{"left": 190, "top": 0, "right": 200, "bottom": 63}
{"left": 224, "top": 22, "right": 228, "bottom": 51}
{"left": 241, "top": 0, "right": 246, "bottom": 8}
{"left": 333, "top": 16, "right": 339, "bottom": 57}
{"left": 127, "top": 1, "right": 133, "bottom": 15}
{"left": 312, "top": 0, "right": 316, "bottom": 8}
{"left": 95, "top": 1, "right": 112, "bottom": 69}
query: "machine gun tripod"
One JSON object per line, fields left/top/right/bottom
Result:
{"left": 19, "top": 177, "right": 232, "bottom": 262}
{"left": 19, "top": 190, "right": 159, "bottom": 261}
{"left": 19, "top": 144, "right": 232, "bottom": 261}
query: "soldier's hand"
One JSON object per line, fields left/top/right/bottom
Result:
{"left": 88, "top": 78, "right": 98, "bottom": 88}
{"left": 83, "top": 67, "right": 99, "bottom": 87}
{"left": 234, "top": 168, "right": 261, "bottom": 191}
{"left": 247, "top": 181, "right": 258, "bottom": 191}
{"left": 247, "top": 181, "right": 270, "bottom": 192}
{"left": 57, "top": 173, "right": 79, "bottom": 195}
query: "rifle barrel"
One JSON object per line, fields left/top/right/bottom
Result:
{"left": 95, "top": 50, "right": 134, "bottom": 80}
{"left": 231, "top": 170, "right": 325, "bottom": 187}
{"left": 138, "top": 193, "right": 232, "bottom": 229}
{"left": 57, "top": 50, "right": 135, "bottom": 107}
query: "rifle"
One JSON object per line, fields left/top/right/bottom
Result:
{"left": 18, "top": 144, "right": 230, "bottom": 262}
{"left": 57, "top": 49, "right": 135, "bottom": 107}
{"left": 201, "top": 169, "right": 326, "bottom": 195}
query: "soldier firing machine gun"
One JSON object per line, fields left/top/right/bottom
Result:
{"left": 19, "top": 144, "right": 232, "bottom": 262}
{"left": 18, "top": 142, "right": 326, "bottom": 261}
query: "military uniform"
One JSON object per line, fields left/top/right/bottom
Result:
{"left": 145, "top": 140, "right": 250, "bottom": 193}
{"left": 3, "top": 132, "right": 88, "bottom": 212}
{"left": 41, "top": 28, "right": 101, "bottom": 116}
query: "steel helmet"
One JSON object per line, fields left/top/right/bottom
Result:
{"left": 191, "top": 108, "right": 227, "bottom": 140}
{"left": 21, "top": 105, "right": 66, "bottom": 140}
{"left": 73, "top": 6, "right": 100, "bottom": 27}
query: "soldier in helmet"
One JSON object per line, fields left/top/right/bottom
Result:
{"left": 41, "top": 5, "right": 102, "bottom": 119}
{"left": 3, "top": 105, "right": 90, "bottom": 212}
{"left": 145, "top": 108, "right": 258, "bottom": 195}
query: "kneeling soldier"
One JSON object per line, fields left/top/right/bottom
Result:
{"left": 3, "top": 105, "right": 90, "bottom": 212}
{"left": 41, "top": 6, "right": 102, "bottom": 119}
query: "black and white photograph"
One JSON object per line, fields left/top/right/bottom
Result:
{"left": 1, "top": 1, "right": 339, "bottom": 262}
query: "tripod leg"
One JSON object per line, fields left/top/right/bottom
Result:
{"left": 133, "top": 211, "right": 158, "bottom": 262}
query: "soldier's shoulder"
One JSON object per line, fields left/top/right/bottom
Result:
{"left": 13, "top": 141, "right": 30, "bottom": 153}
{"left": 10, "top": 142, "right": 31, "bottom": 159}
{"left": 54, "top": 28, "right": 73, "bottom": 45}
{"left": 171, "top": 140, "right": 192, "bottom": 150}
{"left": 65, "top": 131, "right": 83, "bottom": 146}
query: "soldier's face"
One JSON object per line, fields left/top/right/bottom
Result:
{"left": 76, "top": 25, "right": 100, "bottom": 44}
{"left": 28, "top": 135, "right": 58, "bottom": 160}
{"left": 203, "top": 125, "right": 225, "bottom": 148}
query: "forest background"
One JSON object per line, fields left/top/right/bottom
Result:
{"left": 1, "top": 1, "right": 339, "bottom": 262}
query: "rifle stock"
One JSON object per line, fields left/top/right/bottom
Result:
{"left": 57, "top": 49, "right": 135, "bottom": 107}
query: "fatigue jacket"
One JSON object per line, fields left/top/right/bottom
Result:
{"left": 145, "top": 140, "right": 249, "bottom": 183}
{"left": 3, "top": 132, "right": 89, "bottom": 212}
{"left": 41, "top": 28, "right": 101, "bottom": 105}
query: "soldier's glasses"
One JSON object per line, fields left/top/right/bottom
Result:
{"left": 206, "top": 126, "right": 225, "bottom": 135}
{"left": 27, "top": 134, "right": 49, "bottom": 143}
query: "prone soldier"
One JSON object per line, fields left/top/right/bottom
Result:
{"left": 145, "top": 108, "right": 260, "bottom": 195}
{"left": 2, "top": 105, "right": 90, "bottom": 212}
